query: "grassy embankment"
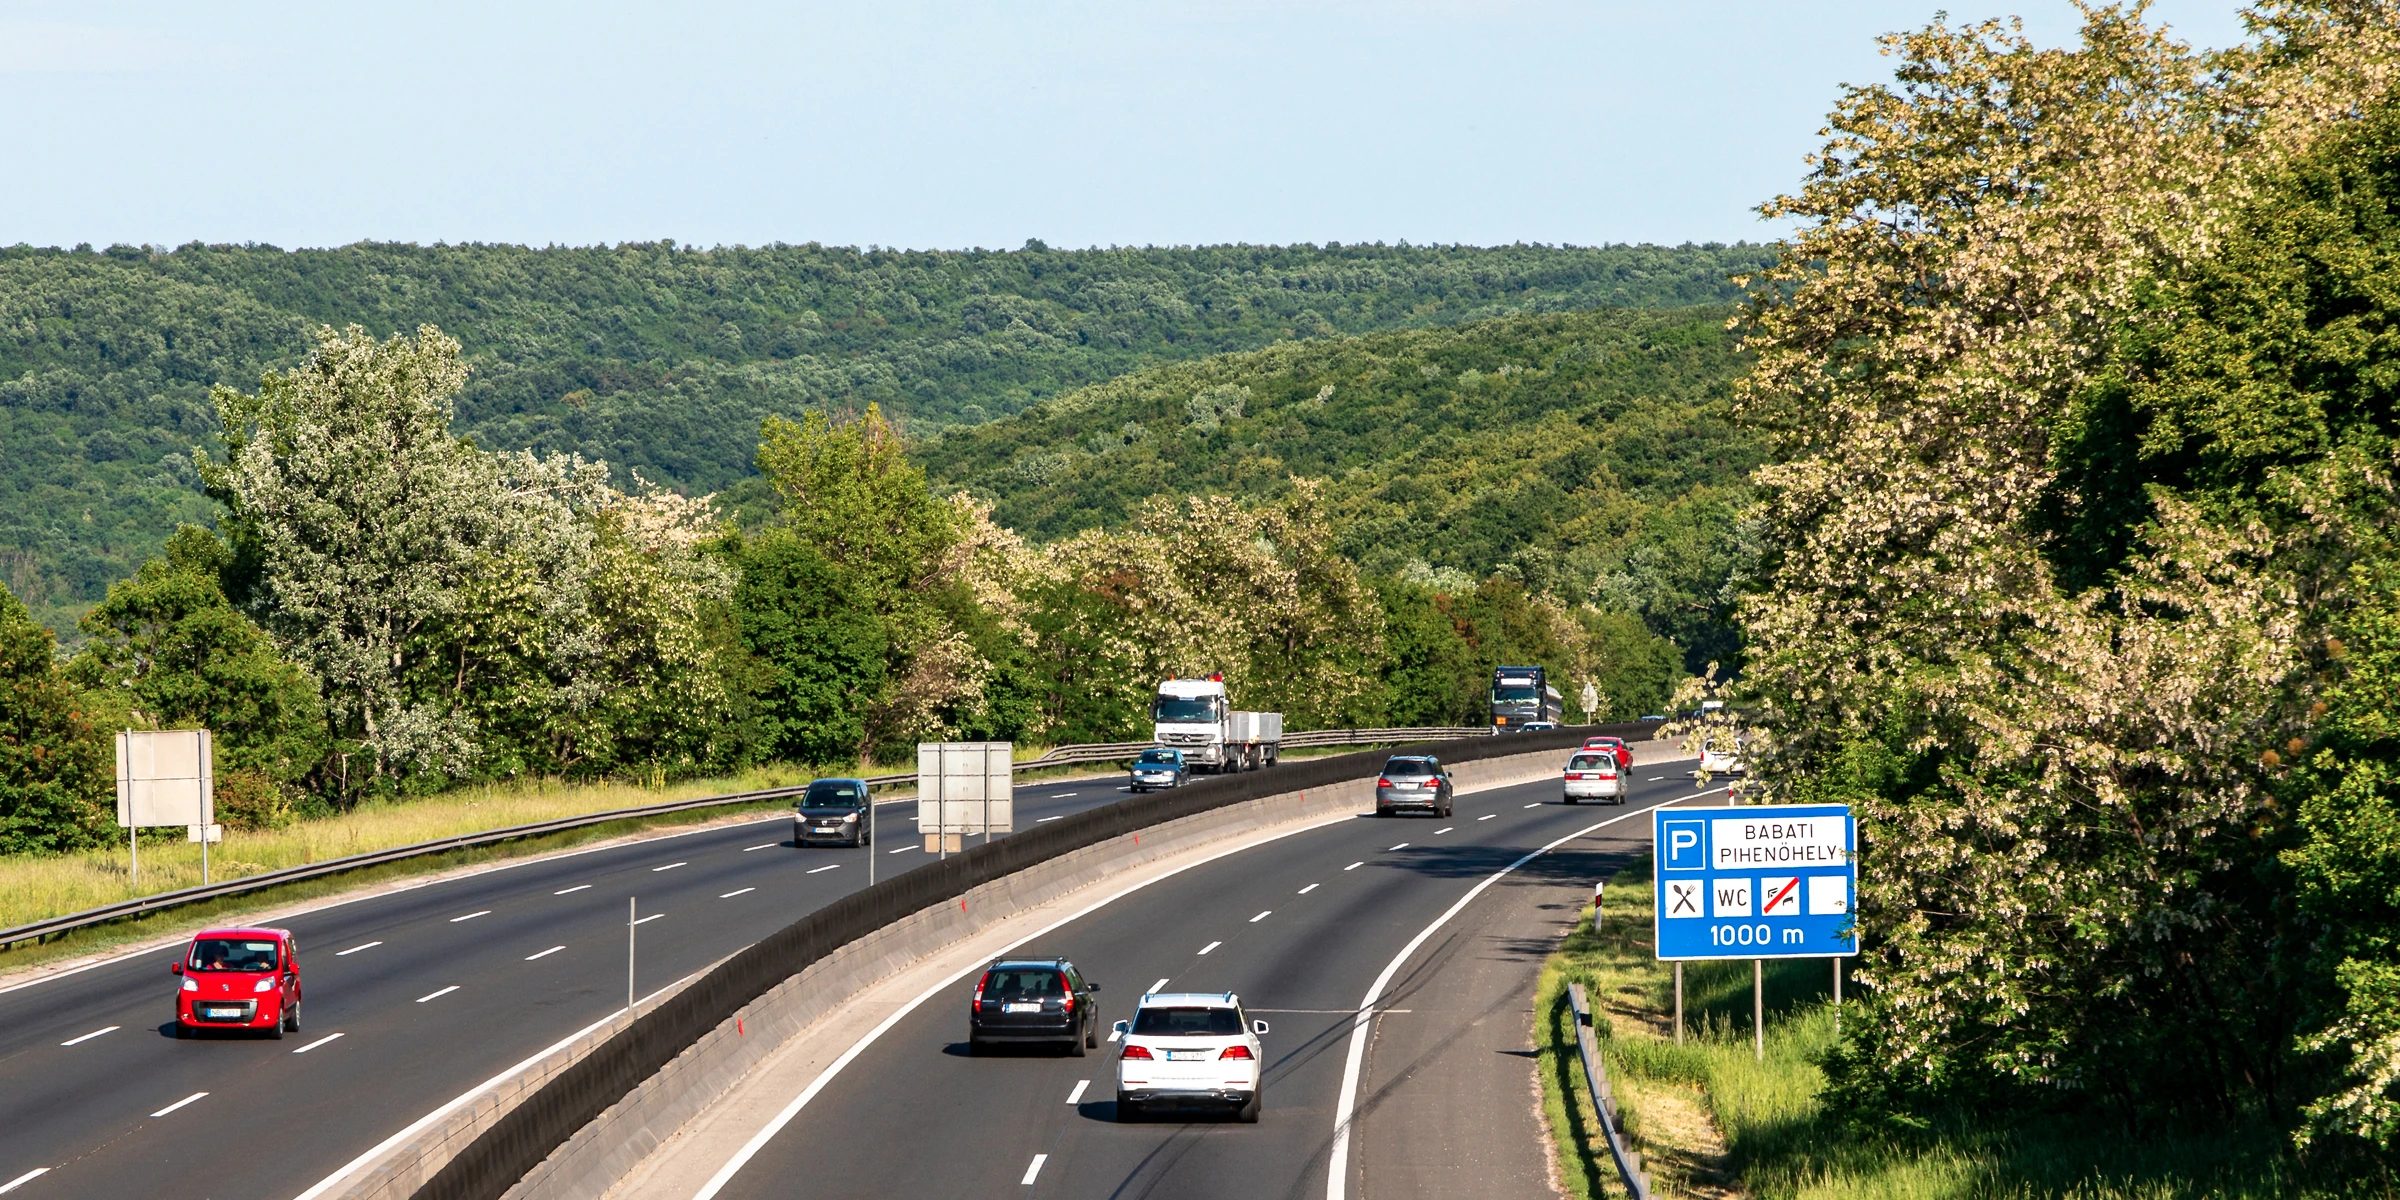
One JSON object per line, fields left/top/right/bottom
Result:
{"left": 1537, "top": 855, "right": 2370, "bottom": 1199}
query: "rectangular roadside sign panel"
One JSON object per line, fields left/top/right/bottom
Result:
{"left": 1654, "top": 803, "right": 1856, "bottom": 961}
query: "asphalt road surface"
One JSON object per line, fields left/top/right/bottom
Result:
{"left": 705, "top": 766, "right": 1710, "bottom": 1200}
{"left": 0, "top": 774, "right": 1145, "bottom": 1200}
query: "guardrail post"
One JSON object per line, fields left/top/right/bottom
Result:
{"left": 1568, "top": 982, "right": 1651, "bottom": 1200}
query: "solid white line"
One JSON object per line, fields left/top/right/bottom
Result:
{"left": 742, "top": 843, "right": 777, "bottom": 852}
{"left": 720, "top": 888, "right": 756, "bottom": 899}
{"left": 555, "top": 885, "right": 592, "bottom": 895}
{"left": 150, "top": 1091, "right": 207, "bottom": 1117}
{"left": 416, "top": 986, "right": 459, "bottom": 1003}
{"left": 526, "top": 946, "right": 565, "bottom": 961}
{"left": 1298, "top": 884, "right": 1319, "bottom": 895}
{"left": 1197, "top": 941, "right": 1221, "bottom": 955}
{"left": 450, "top": 910, "right": 491, "bottom": 922}
{"left": 1324, "top": 788, "right": 1715, "bottom": 1200}
{"left": 1479, "top": 813, "right": 1497, "bottom": 821}
{"left": 1344, "top": 861, "right": 1364, "bottom": 871}
{"left": 1037, "top": 816, "right": 1064, "bottom": 823}
{"left": 60, "top": 1025, "right": 118, "bottom": 1046}
{"left": 1020, "top": 1154, "right": 1048, "bottom": 1186}
{"left": 1066, "top": 1080, "right": 1090, "bottom": 1105}
{"left": 1148, "top": 978, "right": 1170, "bottom": 995}
{"left": 633, "top": 914, "right": 664, "bottom": 926}
{"left": 0, "top": 1168, "right": 47, "bottom": 1194}
{"left": 292, "top": 1032, "right": 345, "bottom": 1054}
{"left": 1388, "top": 843, "right": 1410, "bottom": 851}
{"left": 336, "top": 941, "right": 381, "bottom": 955}
{"left": 1250, "top": 910, "right": 1271, "bottom": 923}
{"left": 806, "top": 864, "right": 840, "bottom": 874}
{"left": 652, "top": 862, "right": 687, "bottom": 872}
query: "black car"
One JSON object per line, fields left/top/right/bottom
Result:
{"left": 969, "top": 958, "right": 1101, "bottom": 1056}
{"left": 793, "top": 778, "right": 873, "bottom": 847}
{"left": 1375, "top": 755, "right": 1453, "bottom": 818}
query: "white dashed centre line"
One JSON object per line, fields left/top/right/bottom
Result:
{"left": 336, "top": 941, "right": 381, "bottom": 956}
{"left": 1250, "top": 911, "right": 1272, "bottom": 923}
{"left": 1344, "top": 861, "right": 1364, "bottom": 871}
{"left": 60, "top": 1025, "right": 118, "bottom": 1046}
{"left": 450, "top": 910, "right": 491, "bottom": 923}
{"left": 1389, "top": 843, "right": 1411, "bottom": 851}
{"left": 151, "top": 1092, "right": 207, "bottom": 1117}
{"left": 1036, "top": 816, "right": 1064, "bottom": 823}
{"left": 633, "top": 913, "right": 664, "bottom": 926}
{"left": 1065, "top": 1080, "right": 1090, "bottom": 1105}
{"left": 526, "top": 946, "right": 565, "bottom": 961}
{"left": 555, "top": 885, "right": 592, "bottom": 895}
{"left": 292, "top": 1033, "right": 345, "bottom": 1054}
{"left": 417, "top": 986, "right": 459, "bottom": 1004}
{"left": 1478, "top": 813, "right": 1497, "bottom": 821}
{"left": 1298, "top": 884, "right": 1320, "bottom": 895}
{"left": 742, "top": 843, "right": 777, "bottom": 852}
{"left": 806, "top": 864, "right": 840, "bottom": 874}
{"left": 652, "top": 862, "right": 687, "bottom": 872}
{"left": 720, "top": 888, "right": 756, "bottom": 899}
{"left": 1197, "top": 941, "right": 1221, "bottom": 955}
{"left": 1021, "top": 1154, "right": 1048, "bottom": 1186}
{"left": 1148, "top": 978, "right": 1170, "bottom": 994}
{"left": 0, "top": 1168, "right": 48, "bottom": 1193}
{"left": 1434, "top": 827, "right": 1453, "bottom": 835}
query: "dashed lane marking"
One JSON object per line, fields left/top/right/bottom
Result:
{"left": 1524, "top": 803, "right": 1541, "bottom": 809}
{"left": 1344, "top": 862, "right": 1364, "bottom": 871}
{"left": 1388, "top": 843, "right": 1410, "bottom": 851}
{"left": 1434, "top": 827, "right": 1453, "bottom": 835}
{"left": 1037, "top": 816, "right": 1065, "bottom": 823}
{"left": 60, "top": 1026, "right": 118, "bottom": 1046}
{"left": 1148, "top": 978, "right": 1170, "bottom": 994}
{"left": 1066, "top": 1080, "right": 1089, "bottom": 1105}
{"left": 1197, "top": 941, "right": 1221, "bottom": 955}
{"left": 417, "top": 986, "right": 459, "bottom": 1004}
{"left": 807, "top": 864, "right": 841, "bottom": 874}
{"left": 526, "top": 946, "right": 565, "bottom": 961}
{"left": 633, "top": 914, "right": 664, "bottom": 926}
{"left": 293, "top": 1033, "right": 345, "bottom": 1054}
{"left": 151, "top": 1092, "right": 207, "bottom": 1117}
{"left": 555, "top": 885, "right": 591, "bottom": 895}
{"left": 742, "top": 844, "right": 777, "bottom": 852}
{"left": 1020, "top": 1154, "right": 1048, "bottom": 1186}
{"left": 1479, "top": 813, "right": 1498, "bottom": 821}
{"left": 889, "top": 845, "right": 916, "bottom": 854}
{"left": 652, "top": 862, "right": 687, "bottom": 872}
{"left": 1250, "top": 911, "right": 1271, "bottom": 923}
{"left": 336, "top": 941, "right": 381, "bottom": 956}
{"left": 0, "top": 1168, "right": 48, "bottom": 1193}
{"left": 450, "top": 910, "right": 490, "bottom": 922}
{"left": 1298, "top": 884, "right": 1319, "bottom": 894}
{"left": 720, "top": 888, "right": 756, "bottom": 899}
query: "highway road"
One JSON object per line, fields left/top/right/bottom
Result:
{"left": 0, "top": 774, "right": 1142, "bottom": 1199}
{"left": 701, "top": 765, "right": 1710, "bottom": 1200}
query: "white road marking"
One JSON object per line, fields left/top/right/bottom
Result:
{"left": 1020, "top": 1154, "right": 1048, "bottom": 1186}
{"left": 1525, "top": 803, "right": 1541, "bottom": 809}
{"left": 889, "top": 846, "right": 915, "bottom": 854}
{"left": 1054, "top": 793, "right": 1079, "bottom": 798}
{"left": 807, "top": 864, "right": 841, "bottom": 874}
{"left": 1298, "top": 884, "right": 1319, "bottom": 894}
{"left": 450, "top": 910, "right": 491, "bottom": 922}
{"left": 1066, "top": 1080, "right": 1090, "bottom": 1105}
{"left": 292, "top": 1033, "right": 345, "bottom": 1054}
{"left": 1326, "top": 788, "right": 1718, "bottom": 1200}
{"left": 1344, "top": 861, "right": 1364, "bottom": 871}
{"left": 1037, "top": 816, "right": 1065, "bottom": 823}
{"left": 1148, "top": 978, "right": 1170, "bottom": 995}
{"left": 633, "top": 914, "right": 664, "bottom": 926}
{"left": 417, "top": 986, "right": 460, "bottom": 1003}
{"left": 0, "top": 1168, "right": 47, "bottom": 1194}
{"left": 526, "top": 946, "right": 565, "bottom": 961}
{"left": 1250, "top": 910, "right": 1271, "bottom": 923}
{"left": 652, "top": 862, "right": 687, "bottom": 872}
{"left": 1107, "top": 1027, "right": 1123, "bottom": 1043}
{"left": 1434, "top": 827, "right": 1453, "bottom": 834}
{"left": 336, "top": 941, "right": 381, "bottom": 956}
{"left": 151, "top": 1092, "right": 207, "bottom": 1117}
{"left": 1649, "top": 776, "right": 1664, "bottom": 781}
{"left": 555, "top": 885, "right": 592, "bottom": 895}
{"left": 1479, "top": 813, "right": 1498, "bottom": 821}
{"left": 1197, "top": 941, "right": 1221, "bottom": 955}
{"left": 720, "top": 888, "right": 756, "bottom": 899}
{"left": 60, "top": 1025, "right": 118, "bottom": 1046}
{"left": 743, "top": 843, "right": 777, "bottom": 852}
{"left": 1389, "top": 843, "right": 1410, "bottom": 851}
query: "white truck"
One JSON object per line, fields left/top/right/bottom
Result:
{"left": 1151, "top": 676, "right": 1283, "bottom": 773}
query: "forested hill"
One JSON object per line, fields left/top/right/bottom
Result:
{"left": 917, "top": 306, "right": 1762, "bottom": 671}
{"left": 1, "top": 239, "right": 1768, "bottom": 631}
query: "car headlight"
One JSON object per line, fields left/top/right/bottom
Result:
{"left": 181, "top": 977, "right": 198, "bottom": 993}
{"left": 842, "top": 812, "right": 858, "bottom": 822}
{"left": 254, "top": 977, "right": 280, "bottom": 994}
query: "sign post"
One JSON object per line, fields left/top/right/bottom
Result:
{"left": 1654, "top": 803, "right": 1856, "bottom": 1060}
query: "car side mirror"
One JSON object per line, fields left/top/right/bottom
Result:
{"left": 1253, "top": 1020, "right": 1270, "bottom": 1035}
{"left": 169, "top": 962, "right": 182, "bottom": 975}
{"left": 1112, "top": 1020, "right": 1130, "bottom": 1036}
{"left": 1087, "top": 982, "right": 1101, "bottom": 992}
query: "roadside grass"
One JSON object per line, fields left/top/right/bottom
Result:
{"left": 1537, "top": 854, "right": 2394, "bottom": 1200}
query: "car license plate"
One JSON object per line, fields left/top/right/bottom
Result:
{"left": 205, "top": 1006, "right": 242, "bottom": 1019}
{"left": 1005, "top": 1002, "right": 1042, "bottom": 1013}
{"left": 1167, "top": 1049, "right": 1207, "bottom": 1061}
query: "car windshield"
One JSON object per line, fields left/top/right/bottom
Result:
{"left": 1132, "top": 1006, "right": 1244, "bottom": 1036}
{"left": 1585, "top": 738, "right": 1620, "bottom": 749}
{"left": 983, "top": 968, "right": 1067, "bottom": 998}
{"left": 1569, "top": 754, "right": 1614, "bottom": 771}
{"left": 1384, "top": 758, "right": 1439, "bottom": 777}
{"left": 1492, "top": 685, "right": 1539, "bottom": 702}
{"left": 1152, "top": 696, "right": 1220, "bottom": 722}
{"left": 801, "top": 781, "right": 865, "bottom": 807}
{"left": 1137, "top": 751, "right": 1179, "bottom": 765}
{"left": 188, "top": 938, "right": 278, "bottom": 972}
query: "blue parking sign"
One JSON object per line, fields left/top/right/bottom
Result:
{"left": 1653, "top": 804, "right": 1857, "bottom": 961}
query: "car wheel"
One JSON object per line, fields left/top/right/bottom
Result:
{"left": 1068, "top": 1030, "right": 1087, "bottom": 1057}
{"left": 967, "top": 1037, "right": 983, "bottom": 1056}
{"left": 285, "top": 1001, "right": 300, "bottom": 1033}
{"left": 1565, "top": 794, "right": 1578, "bottom": 805}
{"left": 1116, "top": 1094, "right": 1141, "bottom": 1122}
{"left": 172, "top": 1019, "right": 187, "bottom": 1040}
{"left": 1087, "top": 1023, "right": 1100, "bottom": 1049}
{"left": 1237, "top": 1091, "right": 1260, "bottom": 1123}
{"left": 267, "top": 1012, "right": 284, "bottom": 1040}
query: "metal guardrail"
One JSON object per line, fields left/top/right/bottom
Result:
{"left": 1569, "top": 981, "right": 1654, "bottom": 1200}
{"left": 0, "top": 725, "right": 1513, "bottom": 951}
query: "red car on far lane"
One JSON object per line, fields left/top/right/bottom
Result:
{"left": 172, "top": 927, "right": 302, "bottom": 1039}
{"left": 1582, "top": 736, "right": 1632, "bottom": 771}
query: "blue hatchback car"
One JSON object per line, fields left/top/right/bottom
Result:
{"left": 1129, "top": 748, "right": 1188, "bottom": 792}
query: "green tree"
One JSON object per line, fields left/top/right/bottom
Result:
{"left": 0, "top": 583, "right": 110, "bottom": 853}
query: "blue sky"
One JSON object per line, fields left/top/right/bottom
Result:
{"left": 0, "top": 1, "right": 2250, "bottom": 251}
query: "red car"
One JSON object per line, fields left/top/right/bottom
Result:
{"left": 172, "top": 926, "right": 302, "bottom": 1039}
{"left": 1582, "top": 736, "right": 1632, "bottom": 771}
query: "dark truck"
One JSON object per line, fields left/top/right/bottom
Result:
{"left": 1490, "top": 665, "right": 1563, "bottom": 732}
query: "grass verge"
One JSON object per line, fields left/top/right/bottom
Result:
{"left": 1536, "top": 854, "right": 2395, "bottom": 1199}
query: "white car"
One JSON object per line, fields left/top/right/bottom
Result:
{"left": 1113, "top": 991, "right": 1267, "bottom": 1122}
{"left": 1701, "top": 738, "right": 1746, "bottom": 776}
{"left": 1562, "top": 751, "right": 1625, "bottom": 804}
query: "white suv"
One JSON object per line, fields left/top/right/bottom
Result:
{"left": 1112, "top": 991, "right": 1268, "bottom": 1122}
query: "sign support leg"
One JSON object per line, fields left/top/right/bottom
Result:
{"left": 130, "top": 824, "right": 137, "bottom": 890}
{"left": 628, "top": 896, "right": 636, "bottom": 1011}
{"left": 201, "top": 825, "right": 209, "bottom": 886}
{"left": 1673, "top": 962, "right": 1683, "bottom": 1046}
{"left": 1753, "top": 959, "right": 1764, "bottom": 1062}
